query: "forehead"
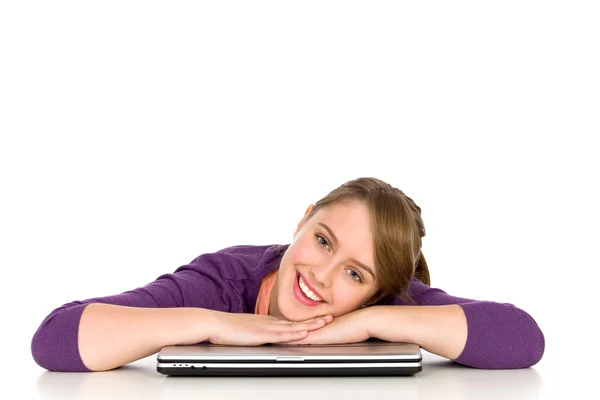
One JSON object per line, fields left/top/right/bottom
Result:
{"left": 311, "top": 201, "right": 374, "bottom": 257}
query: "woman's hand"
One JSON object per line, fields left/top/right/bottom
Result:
{"left": 207, "top": 311, "right": 334, "bottom": 346}
{"left": 280, "top": 308, "right": 373, "bottom": 345}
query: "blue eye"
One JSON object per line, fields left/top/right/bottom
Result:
{"left": 346, "top": 269, "right": 362, "bottom": 282}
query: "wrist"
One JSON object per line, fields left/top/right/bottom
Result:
{"left": 162, "top": 307, "right": 219, "bottom": 345}
{"left": 364, "top": 306, "right": 415, "bottom": 343}
{"left": 193, "top": 308, "right": 220, "bottom": 343}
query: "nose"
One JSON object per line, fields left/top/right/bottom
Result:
{"left": 310, "top": 261, "right": 337, "bottom": 288}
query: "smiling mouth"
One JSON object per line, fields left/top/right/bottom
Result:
{"left": 297, "top": 274, "right": 324, "bottom": 302}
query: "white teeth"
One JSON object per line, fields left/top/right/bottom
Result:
{"left": 298, "top": 275, "right": 323, "bottom": 302}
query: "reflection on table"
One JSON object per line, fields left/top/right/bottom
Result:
{"left": 35, "top": 351, "right": 542, "bottom": 400}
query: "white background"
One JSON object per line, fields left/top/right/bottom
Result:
{"left": 1, "top": 1, "right": 598, "bottom": 398}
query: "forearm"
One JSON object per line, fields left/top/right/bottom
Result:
{"left": 368, "top": 305, "right": 467, "bottom": 360}
{"left": 79, "top": 303, "right": 215, "bottom": 371}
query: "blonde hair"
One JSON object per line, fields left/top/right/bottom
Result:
{"left": 304, "top": 177, "right": 429, "bottom": 305}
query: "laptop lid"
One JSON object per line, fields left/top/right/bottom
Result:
{"left": 157, "top": 340, "right": 422, "bottom": 376}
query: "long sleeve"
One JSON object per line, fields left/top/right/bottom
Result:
{"left": 385, "top": 278, "right": 545, "bottom": 369}
{"left": 31, "top": 249, "right": 262, "bottom": 372}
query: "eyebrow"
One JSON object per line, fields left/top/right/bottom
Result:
{"left": 317, "top": 222, "right": 376, "bottom": 279}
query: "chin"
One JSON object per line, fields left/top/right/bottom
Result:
{"left": 277, "top": 297, "right": 317, "bottom": 322}
{"left": 277, "top": 303, "right": 306, "bottom": 322}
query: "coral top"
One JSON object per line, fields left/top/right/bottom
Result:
{"left": 254, "top": 268, "right": 278, "bottom": 315}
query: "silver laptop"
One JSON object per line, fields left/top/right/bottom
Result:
{"left": 157, "top": 339, "right": 422, "bottom": 376}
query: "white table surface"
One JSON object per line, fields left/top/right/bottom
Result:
{"left": 23, "top": 349, "right": 572, "bottom": 400}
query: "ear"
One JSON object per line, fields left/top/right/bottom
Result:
{"left": 293, "top": 204, "right": 315, "bottom": 238}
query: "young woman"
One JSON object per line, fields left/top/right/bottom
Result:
{"left": 31, "top": 177, "right": 545, "bottom": 372}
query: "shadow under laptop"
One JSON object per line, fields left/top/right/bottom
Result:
{"left": 36, "top": 355, "right": 543, "bottom": 400}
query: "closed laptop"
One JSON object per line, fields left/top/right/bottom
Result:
{"left": 157, "top": 340, "right": 422, "bottom": 376}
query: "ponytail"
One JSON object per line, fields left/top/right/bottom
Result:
{"left": 414, "top": 251, "right": 430, "bottom": 286}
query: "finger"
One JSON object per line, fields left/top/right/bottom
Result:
{"left": 300, "top": 315, "right": 334, "bottom": 324}
{"left": 270, "top": 330, "right": 308, "bottom": 343}
{"left": 277, "top": 338, "right": 308, "bottom": 345}
{"left": 270, "top": 319, "right": 326, "bottom": 332}
{"left": 280, "top": 325, "right": 329, "bottom": 345}
{"left": 273, "top": 315, "right": 330, "bottom": 325}
{"left": 279, "top": 330, "right": 322, "bottom": 345}
{"left": 298, "top": 320, "right": 327, "bottom": 332}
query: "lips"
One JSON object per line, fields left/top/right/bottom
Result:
{"left": 293, "top": 271, "right": 325, "bottom": 307}
{"left": 298, "top": 272, "right": 324, "bottom": 299}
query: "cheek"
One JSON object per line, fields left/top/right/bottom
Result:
{"left": 286, "top": 238, "right": 319, "bottom": 265}
{"left": 277, "top": 244, "right": 310, "bottom": 285}
{"left": 330, "top": 277, "right": 365, "bottom": 309}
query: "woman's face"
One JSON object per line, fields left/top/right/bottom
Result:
{"left": 270, "top": 200, "right": 381, "bottom": 321}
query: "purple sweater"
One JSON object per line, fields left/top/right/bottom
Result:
{"left": 31, "top": 244, "right": 545, "bottom": 372}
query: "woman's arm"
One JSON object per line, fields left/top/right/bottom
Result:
{"left": 375, "top": 279, "right": 546, "bottom": 369}
{"left": 367, "top": 305, "right": 467, "bottom": 360}
{"left": 78, "top": 304, "right": 213, "bottom": 371}
{"left": 78, "top": 304, "right": 331, "bottom": 371}
{"left": 283, "top": 279, "right": 545, "bottom": 369}
{"left": 282, "top": 304, "right": 467, "bottom": 361}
